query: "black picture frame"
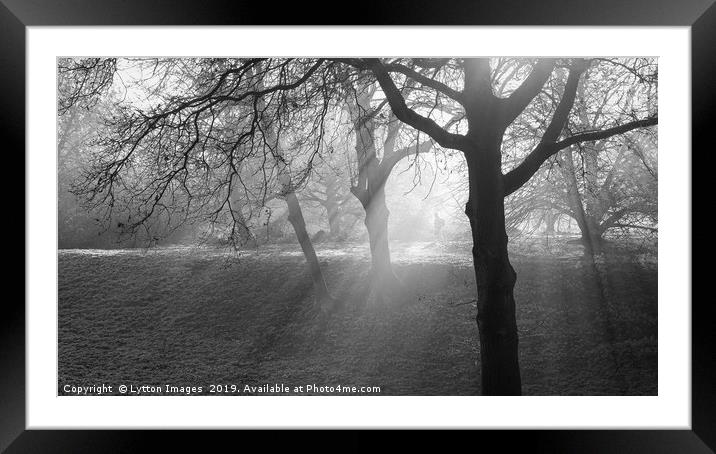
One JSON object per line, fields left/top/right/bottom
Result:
{"left": 5, "top": 0, "right": 711, "bottom": 451}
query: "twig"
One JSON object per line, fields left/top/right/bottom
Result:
{"left": 450, "top": 299, "right": 476, "bottom": 307}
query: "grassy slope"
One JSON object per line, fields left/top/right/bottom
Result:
{"left": 58, "top": 240, "right": 657, "bottom": 395}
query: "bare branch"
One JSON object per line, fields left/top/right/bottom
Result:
{"left": 540, "top": 60, "right": 587, "bottom": 144}
{"left": 364, "top": 58, "right": 473, "bottom": 152}
{"left": 500, "top": 59, "right": 555, "bottom": 126}
{"left": 380, "top": 62, "right": 464, "bottom": 103}
{"left": 553, "top": 116, "right": 658, "bottom": 151}
{"left": 381, "top": 139, "right": 434, "bottom": 176}
{"left": 501, "top": 60, "right": 588, "bottom": 196}
{"left": 503, "top": 115, "right": 657, "bottom": 196}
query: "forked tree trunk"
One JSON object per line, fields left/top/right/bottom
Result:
{"left": 285, "top": 191, "right": 330, "bottom": 301}
{"left": 465, "top": 143, "right": 522, "bottom": 396}
{"left": 346, "top": 84, "right": 402, "bottom": 301}
{"left": 581, "top": 221, "right": 605, "bottom": 256}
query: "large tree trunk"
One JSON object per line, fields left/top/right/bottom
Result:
{"left": 465, "top": 144, "right": 522, "bottom": 396}
{"left": 362, "top": 184, "right": 400, "bottom": 297}
{"left": 346, "top": 86, "right": 402, "bottom": 302}
{"left": 285, "top": 191, "right": 331, "bottom": 302}
{"left": 351, "top": 179, "right": 402, "bottom": 303}
{"left": 581, "top": 219, "right": 605, "bottom": 255}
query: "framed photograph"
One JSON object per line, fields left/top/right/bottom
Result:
{"left": 7, "top": 0, "right": 711, "bottom": 451}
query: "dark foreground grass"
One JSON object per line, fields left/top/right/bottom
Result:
{"left": 58, "top": 240, "right": 657, "bottom": 396}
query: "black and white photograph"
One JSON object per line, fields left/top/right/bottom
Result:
{"left": 6, "top": 0, "right": 709, "bottom": 446}
{"left": 57, "top": 56, "right": 659, "bottom": 397}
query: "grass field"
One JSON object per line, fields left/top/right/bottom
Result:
{"left": 58, "top": 239, "right": 657, "bottom": 396}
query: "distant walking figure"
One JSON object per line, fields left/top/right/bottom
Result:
{"left": 433, "top": 212, "right": 445, "bottom": 242}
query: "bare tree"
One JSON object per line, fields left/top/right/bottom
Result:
{"left": 342, "top": 77, "right": 439, "bottom": 301}
{"left": 252, "top": 65, "right": 333, "bottom": 304}
{"left": 339, "top": 57, "right": 657, "bottom": 395}
{"left": 554, "top": 62, "right": 658, "bottom": 253}
{"left": 60, "top": 58, "right": 344, "bottom": 305}
{"left": 300, "top": 169, "right": 362, "bottom": 240}
{"left": 500, "top": 59, "right": 658, "bottom": 253}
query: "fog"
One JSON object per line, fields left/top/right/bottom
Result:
{"left": 57, "top": 57, "right": 658, "bottom": 397}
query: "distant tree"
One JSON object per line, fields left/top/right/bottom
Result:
{"left": 58, "top": 58, "right": 342, "bottom": 304}
{"left": 341, "top": 78, "right": 442, "bottom": 301}
{"left": 252, "top": 67, "right": 333, "bottom": 303}
{"left": 57, "top": 93, "right": 132, "bottom": 248}
{"left": 500, "top": 59, "right": 658, "bottom": 253}
{"left": 58, "top": 103, "right": 103, "bottom": 248}
{"left": 300, "top": 168, "right": 362, "bottom": 240}
{"left": 554, "top": 62, "right": 657, "bottom": 253}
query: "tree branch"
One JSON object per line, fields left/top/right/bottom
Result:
{"left": 380, "top": 139, "right": 434, "bottom": 176}
{"left": 503, "top": 116, "right": 657, "bottom": 196}
{"left": 380, "top": 62, "right": 464, "bottom": 103}
{"left": 540, "top": 61, "right": 586, "bottom": 144}
{"left": 553, "top": 117, "right": 658, "bottom": 151}
{"left": 611, "top": 223, "right": 658, "bottom": 232}
{"left": 502, "top": 61, "right": 595, "bottom": 196}
{"left": 500, "top": 59, "right": 555, "bottom": 126}
{"left": 364, "top": 58, "right": 473, "bottom": 152}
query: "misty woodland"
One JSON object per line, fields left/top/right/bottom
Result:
{"left": 58, "top": 57, "right": 657, "bottom": 396}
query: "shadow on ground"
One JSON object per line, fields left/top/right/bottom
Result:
{"left": 58, "top": 240, "right": 657, "bottom": 396}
